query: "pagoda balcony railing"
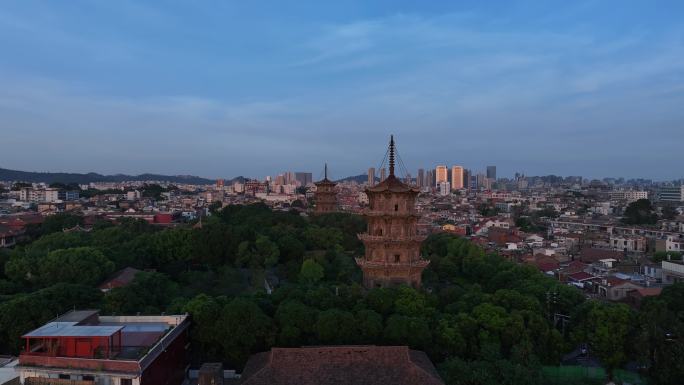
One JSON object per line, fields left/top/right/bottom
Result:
{"left": 355, "top": 257, "right": 430, "bottom": 268}
{"left": 357, "top": 233, "right": 427, "bottom": 242}
{"left": 363, "top": 210, "right": 419, "bottom": 217}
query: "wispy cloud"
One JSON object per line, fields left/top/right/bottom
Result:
{"left": 1, "top": 2, "right": 683, "bottom": 179}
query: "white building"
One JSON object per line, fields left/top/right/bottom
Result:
{"left": 437, "top": 181, "right": 451, "bottom": 196}
{"left": 609, "top": 190, "right": 648, "bottom": 202}
{"left": 662, "top": 260, "right": 684, "bottom": 284}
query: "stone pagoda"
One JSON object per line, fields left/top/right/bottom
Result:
{"left": 356, "top": 136, "right": 429, "bottom": 289}
{"left": 313, "top": 164, "right": 337, "bottom": 214}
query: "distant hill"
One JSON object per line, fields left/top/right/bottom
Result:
{"left": 336, "top": 174, "right": 375, "bottom": 184}
{"left": 0, "top": 167, "right": 217, "bottom": 185}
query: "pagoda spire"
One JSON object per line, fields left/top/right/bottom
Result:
{"left": 324, "top": 163, "right": 328, "bottom": 180}
{"left": 389, "top": 135, "right": 395, "bottom": 177}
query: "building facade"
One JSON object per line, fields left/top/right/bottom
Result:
{"left": 451, "top": 166, "right": 463, "bottom": 190}
{"left": 658, "top": 186, "right": 684, "bottom": 202}
{"left": 367, "top": 168, "right": 375, "bottom": 187}
{"left": 356, "top": 136, "right": 429, "bottom": 289}
{"left": 486, "top": 165, "right": 496, "bottom": 181}
{"left": 435, "top": 166, "right": 448, "bottom": 187}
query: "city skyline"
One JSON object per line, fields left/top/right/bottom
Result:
{"left": 2, "top": 1, "right": 684, "bottom": 179}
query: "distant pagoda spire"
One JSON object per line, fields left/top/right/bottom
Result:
{"left": 389, "top": 135, "right": 395, "bottom": 177}
{"left": 324, "top": 163, "right": 328, "bottom": 180}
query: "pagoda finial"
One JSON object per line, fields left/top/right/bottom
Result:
{"left": 324, "top": 163, "right": 328, "bottom": 180}
{"left": 389, "top": 135, "right": 395, "bottom": 177}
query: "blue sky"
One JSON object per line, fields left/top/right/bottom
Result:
{"left": 1, "top": 1, "right": 683, "bottom": 180}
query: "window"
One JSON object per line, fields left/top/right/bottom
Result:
{"left": 58, "top": 374, "right": 71, "bottom": 380}
{"left": 121, "top": 379, "right": 133, "bottom": 385}
{"left": 394, "top": 254, "right": 400, "bottom": 263}
{"left": 394, "top": 204, "right": 399, "bottom": 211}
{"left": 83, "top": 375, "right": 95, "bottom": 381}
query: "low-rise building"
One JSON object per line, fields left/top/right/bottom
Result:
{"left": 609, "top": 235, "right": 647, "bottom": 252}
{"left": 597, "top": 277, "right": 643, "bottom": 301}
{"left": 662, "top": 260, "right": 684, "bottom": 284}
{"left": 15, "top": 310, "right": 189, "bottom": 385}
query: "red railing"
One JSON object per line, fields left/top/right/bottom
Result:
{"left": 18, "top": 354, "right": 141, "bottom": 374}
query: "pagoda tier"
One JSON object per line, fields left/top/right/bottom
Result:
{"left": 357, "top": 233, "right": 427, "bottom": 243}
{"left": 356, "top": 135, "right": 429, "bottom": 289}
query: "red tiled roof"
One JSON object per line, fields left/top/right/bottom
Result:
{"left": 579, "top": 248, "right": 623, "bottom": 263}
{"left": 603, "top": 277, "right": 628, "bottom": 286}
{"left": 366, "top": 175, "right": 418, "bottom": 194}
{"left": 568, "top": 272, "right": 594, "bottom": 282}
{"left": 536, "top": 262, "right": 560, "bottom": 272}
{"left": 98, "top": 267, "right": 141, "bottom": 290}
{"left": 630, "top": 287, "right": 662, "bottom": 297}
{"left": 240, "top": 346, "right": 444, "bottom": 385}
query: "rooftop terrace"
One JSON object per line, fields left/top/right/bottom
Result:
{"left": 17, "top": 310, "right": 188, "bottom": 374}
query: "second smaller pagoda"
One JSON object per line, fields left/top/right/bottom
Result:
{"left": 313, "top": 164, "right": 337, "bottom": 214}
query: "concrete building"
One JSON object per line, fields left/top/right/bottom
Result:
{"left": 19, "top": 188, "right": 44, "bottom": 203}
{"left": 609, "top": 190, "right": 648, "bottom": 202}
{"left": 609, "top": 235, "right": 647, "bottom": 252}
{"left": 15, "top": 310, "right": 189, "bottom": 385}
{"left": 416, "top": 169, "right": 424, "bottom": 188}
{"left": 126, "top": 191, "right": 142, "bottom": 201}
{"left": 662, "top": 260, "right": 684, "bottom": 284}
{"left": 437, "top": 181, "right": 451, "bottom": 196}
{"left": 295, "top": 172, "right": 312, "bottom": 186}
{"left": 367, "top": 168, "right": 375, "bottom": 187}
{"left": 450, "top": 166, "right": 463, "bottom": 190}
{"left": 379, "top": 168, "right": 386, "bottom": 182}
{"left": 435, "top": 166, "right": 448, "bottom": 187}
{"left": 658, "top": 186, "right": 684, "bottom": 202}
{"left": 425, "top": 169, "right": 434, "bottom": 189}
{"left": 486, "top": 166, "right": 496, "bottom": 181}
{"left": 58, "top": 191, "right": 80, "bottom": 201}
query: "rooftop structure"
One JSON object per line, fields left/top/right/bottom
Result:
{"left": 240, "top": 345, "right": 444, "bottom": 385}
{"left": 16, "top": 310, "right": 189, "bottom": 385}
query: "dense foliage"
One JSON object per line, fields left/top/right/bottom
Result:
{"left": 1, "top": 204, "right": 682, "bottom": 385}
{"left": 622, "top": 199, "right": 658, "bottom": 225}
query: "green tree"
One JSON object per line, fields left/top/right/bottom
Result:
{"left": 304, "top": 226, "right": 343, "bottom": 250}
{"left": 104, "top": 271, "right": 179, "bottom": 314}
{"left": 572, "top": 302, "right": 633, "bottom": 379}
{"left": 383, "top": 315, "right": 432, "bottom": 350}
{"left": 39, "top": 213, "right": 84, "bottom": 235}
{"left": 636, "top": 296, "right": 684, "bottom": 385}
{"left": 299, "top": 259, "right": 324, "bottom": 284}
{"left": 218, "top": 297, "right": 274, "bottom": 368}
{"left": 622, "top": 199, "right": 658, "bottom": 225}
{"left": 355, "top": 309, "right": 383, "bottom": 343}
{"left": 274, "top": 300, "right": 318, "bottom": 346}
{"left": 315, "top": 308, "right": 357, "bottom": 344}
{"left": 39, "top": 247, "right": 114, "bottom": 286}
{"left": 255, "top": 235, "right": 280, "bottom": 268}
{"left": 660, "top": 205, "right": 678, "bottom": 220}
{"left": 183, "top": 294, "right": 224, "bottom": 360}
